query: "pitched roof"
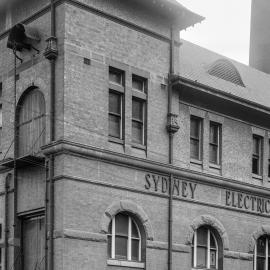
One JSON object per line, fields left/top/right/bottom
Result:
{"left": 179, "top": 40, "right": 270, "bottom": 109}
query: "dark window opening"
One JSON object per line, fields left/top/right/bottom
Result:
{"left": 132, "top": 98, "right": 145, "bottom": 145}
{"left": 190, "top": 116, "right": 202, "bottom": 160}
{"left": 209, "top": 122, "right": 221, "bottom": 165}
{"left": 252, "top": 135, "right": 263, "bottom": 175}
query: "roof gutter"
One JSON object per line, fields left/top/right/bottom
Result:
{"left": 174, "top": 76, "right": 270, "bottom": 115}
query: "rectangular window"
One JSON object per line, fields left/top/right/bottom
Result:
{"left": 109, "top": 91, "right": 122, "bottom": 138}
{"left": 132, "top": 98, "right": 145, "bottom": 145}
{"left": 190, "top": 116, "right": 202, "bottom": 160}
{"left": 108, "top": 67, "right": 124, "bottom": 140}
{"left": 109, "top": 68, "right": 124, "bottom": 86}
{"left": 0, "top": 223, "right": 2, "bottom": 270}
{"left": 0, "top": 105, "right": 2, "bottom": 150}
{"left": 132, "top": 75, "right": 147, "bottom": 146}
{"left": 209, "top": 122, "right": 221, "bottom": 165}
{"left": 268, "top": 140, "right": 270, "bottom": 178}
{"left": 132, "top": 75, "right": 146, "bottom": 93}
{"left": 252, "top": 135, "right": 263, "bottom": 175}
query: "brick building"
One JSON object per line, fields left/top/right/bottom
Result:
{"left": 0, "top": 1, "right": 270, "bottom": 270}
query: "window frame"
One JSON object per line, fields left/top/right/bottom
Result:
{"left": 268, "top": 139, "right": 270, "bottom": 178}
{"left": 108, "top": 67, "right": 125, "bottom": 141}
{"left": 0, "top": 222, "right": 2, "bottom": 270}
{"left": 131, "top": 97, "right": 146, "bottom": 146}
{"left": 190, "top": 116, "right": 203, "bottom": 161}
{"left": 252, "top": 135, "right": 263, "bottom": 176}
{"left": 209, "top": 122, "right": 221, "bottom": 166}
{"left": 108, "top": 214, "right": 142, "bottom": 262}
{"left": 254, "top": 235, "right": 270, "bottom": 270}
{"left": 192, "top": 227, "right": 218, "bottom": 269}
{"left": 131, "top": 74, "right": 147, "bottom": 147}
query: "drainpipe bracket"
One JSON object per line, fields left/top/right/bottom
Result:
{"left": 44, "top": 36, "right": 58, "bottom": 60}
{"left": 167, "top": 113, "right": 180, "bottom": 134}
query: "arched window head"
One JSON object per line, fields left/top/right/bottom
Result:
{"left": 107, "top": 213, "right": 142, "bottom": 262}
{"left": 192, "top": 226, "right": 219, "bottom": 269}
{"left": 255, "top": 235, "right": 270, "bottom": 270}
{"left": 17, "top": 88, "right": 46, "bottom": 157}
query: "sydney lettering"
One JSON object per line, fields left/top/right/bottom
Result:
{"left": 144, "top": 173, "right": 197, "bottom": 199}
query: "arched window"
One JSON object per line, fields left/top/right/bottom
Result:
{"left": 192, "top": 227, "right": 219, "bottom": 269}
{"left": 17, "top": 88, "right": 46, "bottom": 157}
{"left": 107, "top": 213, "right": 142, "bottom": 262}
{"left": 254, "top": 235, "right": 270, "bottom": 270}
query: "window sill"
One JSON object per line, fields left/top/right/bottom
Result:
{"left": 209, "top": 163, "right": 221, "bottom": 170}
{"left": 107, "top": 259, "right": 145, "bottom": 268}
{"left": 191, "top": 268, "right": 217, "bottom": 270}
{"left": 190, "top": 158, "right": 202, "bottom": 165}
{"left": 252, "top": 174, "right": 263, "bottom": 180}
{"left": 131, "top": 143, "right": 146, "bottom": 150}
{"left": 108, "top": 137, "right": 124, "bottom": 145}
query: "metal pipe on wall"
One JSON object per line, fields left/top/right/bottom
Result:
{"left": 47, "top": 1, "right": 57, "bottom": 270}
{"left": 4, "top": 174, "right": 11, "bottom": 270}
{"left": 167, "top": 26, "right": 175, "bottom": 270}
{"left": 13, "top": 52, "right": 19, "bottom": 269}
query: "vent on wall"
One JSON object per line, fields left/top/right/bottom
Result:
{"left": 208, "top": 59, "right": 245, "bottom": 87}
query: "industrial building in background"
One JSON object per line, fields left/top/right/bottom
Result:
{"left": 0, "top": 0, "right": 270, "bottom": 270}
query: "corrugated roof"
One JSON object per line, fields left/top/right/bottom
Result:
{"left": 179, "top": 39, "right": 270, "bottom": 108}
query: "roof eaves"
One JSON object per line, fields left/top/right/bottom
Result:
{"left": 173, "top": 75, "right": 270, "bottom": 115}
{"left": 133, "top": 0, "right": 205, "bottom": 30}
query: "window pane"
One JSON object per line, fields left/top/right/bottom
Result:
{"left": 107, "top": 235, "right": 112, "bottom": 257}
{"left": 109, "top": 69, "right": 123, "bottom": 85}
{"left": 0, "top": 105, "right": 2, "bottom": 127}
{"left": 253, "top": 137, "right": 260, "bottom": 155}
{"left": 109, "top": 115, "right": 121, "bottom": 138}
{"left": 257, "top": 257, "right": 265, "bottom": 270}
{"left": 108, "top": 222, "right": 112, "bottom": 234}
{"left": 132, "top": 220, "right": 139, "bottom": 238}
{"left": 132, "top": 76, "right": 145, "bottom": 92}
{"left": 190, "top": 118, "right": 200, "bottom": 138}
{"left": 115, "top": 236, "right": 128, "bottom": 260}
{"left": 190, "top": 139, "right": 199, "bottom": 160}
{"left": 197, "top": 227, "right": 208, "bottom": 246}
{"left": 210, "top": 233, "right": 216, "bottom": 249}
{"left": 197, "top": 246, "right": 207, "bottom": 268}
{"left": 131, "top": 239, "right": 140, "bottom": 261}
{"left": 132, "top": 99, "right": 143, "bottom": 121}
{"left": 257, "top": 237, "right": 266, "bottom": 256}
{"left": 132, "top": 121, "right": 143, "bottom": 144}
{"left": 210, "top": 124, "right": 218, "bottom": 144}
{"left": 115, "top": 214, "right": 128, "bottom": 235}
{"left": 210, "top": 250, "right": 216, "bottom": 268}
{"left": 252, "top": 157, "right": 259, "bottom": 174}
{"left": 109, "top": 92, "right": 121, "bottom": 114}
{"left": 209, "top": 145, "right": 218, "bottom": 164}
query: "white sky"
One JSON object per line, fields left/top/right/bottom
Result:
{"left": 178, "top": 0, "right": 252, "bottom": 65}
